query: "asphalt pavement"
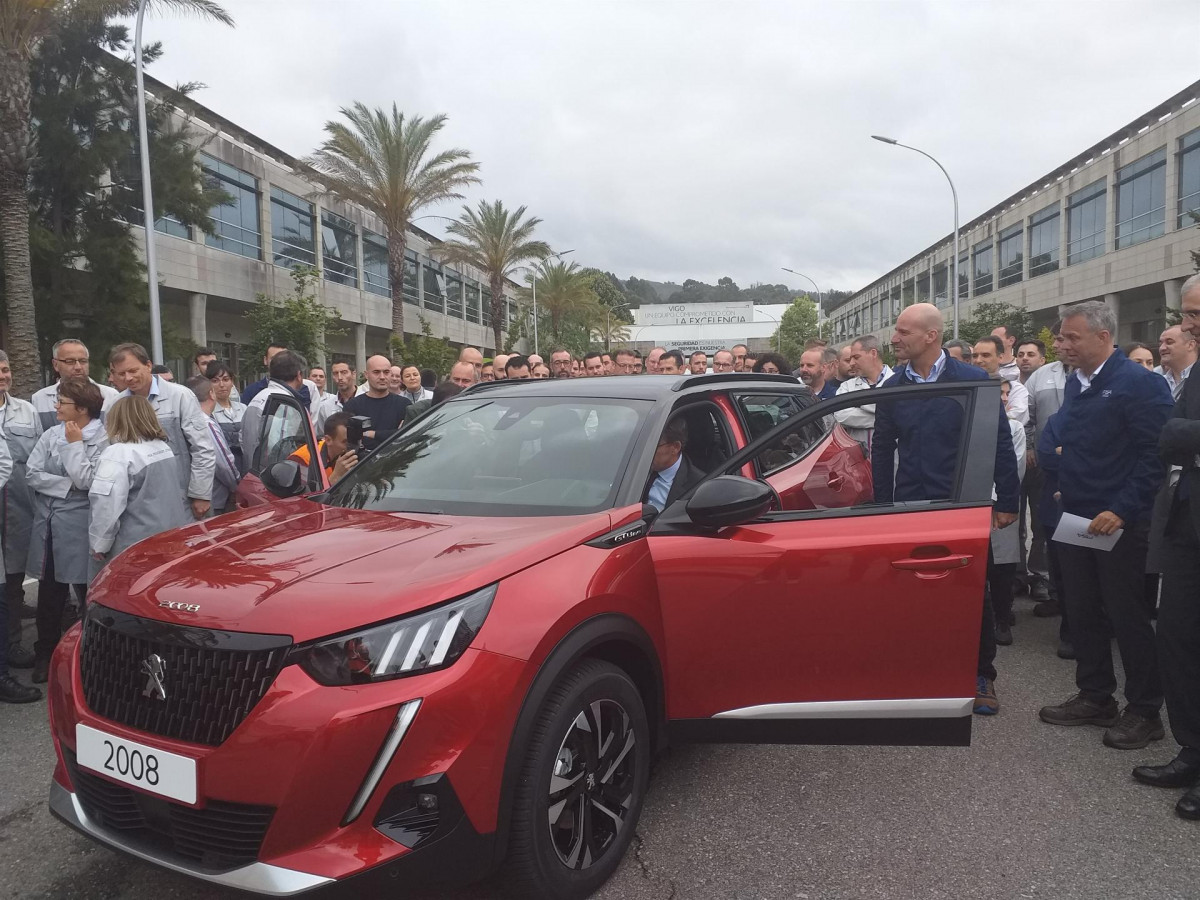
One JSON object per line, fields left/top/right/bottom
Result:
{"left": 3, "top": 596, "right": 1198, "bottom": 900}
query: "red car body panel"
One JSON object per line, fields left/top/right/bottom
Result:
{"left": 654, "top": 506, "right": 991, "bottom": 719}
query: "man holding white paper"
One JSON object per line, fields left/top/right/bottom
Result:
{"left": 1038, "top": 301, "right": 1175, "bottom": 751}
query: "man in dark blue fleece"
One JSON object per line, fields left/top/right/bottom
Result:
{"left": 872, "top": 303, "right": 1020, "bottom": 717}
{"left": 1038, "top": 301, "right": 1174, "bottom": 750}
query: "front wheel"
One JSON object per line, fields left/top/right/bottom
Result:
{"left": 505, "top": 659, "right": 650, "bottom": 900}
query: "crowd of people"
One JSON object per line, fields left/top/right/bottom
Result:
{"left": 2, "top": 281, "right": 1200, "bottom": 822}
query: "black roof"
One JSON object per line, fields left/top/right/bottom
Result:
{"left": 455, "top": 373, "right": 802, "bottom": 402}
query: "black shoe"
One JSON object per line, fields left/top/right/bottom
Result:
{"left": 1033, "top": 601, "right": 1061, "bottom": 618}
{"left": 1028, "top": 580, "right": 1050, "bottom": 602}
{"left": 6, "top": 642, "right": 34, "bottom": 668}
{"left": 0, "top": 673, "right": 41, "bottom": 703}
{"left": 1057, "top": 641, "right": 1076, "bottom": 660}
{"left": 995, "top": 622, "right": 1013, "bottom": 646}
{"left": 1133, "top": 754, "right": 1200, "bottom": 788}
{"left": 1103, "top": 709, "right": 1165, "bottom": 750}
{"left": 1178, "top": 785, "right": 1200, "bottom": 820}
{"left": 1039, "top": 693, "right": 1119, "bottom": 727}
{"left": 31, "top": 657, "right": 49, "bottom": 684}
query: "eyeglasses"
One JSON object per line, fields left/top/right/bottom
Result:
{"left": 53, "top": 397, "right": 76, "bottom": 407}
{"left": 56, "top": 358, "right": 89, "bottom": 367}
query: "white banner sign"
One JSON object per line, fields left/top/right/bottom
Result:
{"left": 635, "top": 301, "right": 754, "bottom": 326}
{"left": 671, "top": 342, "right": 740, "bottom": 355}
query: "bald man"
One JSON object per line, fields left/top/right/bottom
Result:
{"left": 343, "top": 354, "right": 412, "bottom": 451}
{"left": 873, "top": 303, "right": 1021, "bottom": 715}
{"left": 459, "top": 347, "right": 484, "bottom": 378}
{"left": 492, "top": 354, "right": 510, "bottom": 380}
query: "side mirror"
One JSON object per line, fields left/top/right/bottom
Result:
{"left": 263, "top": 459, "right": 305, "bottom": 499}
{"left": 685, "top": 475, "right": 774, "bottom": 528}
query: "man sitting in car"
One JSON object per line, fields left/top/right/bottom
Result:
{"left": 288, "top": 412, "right": 358, "bottom": 485}
{"left": 644, "top": 417, "right": 701, "bottom": 512}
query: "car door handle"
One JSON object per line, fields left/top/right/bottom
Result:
{"left": 891, "top": 554, "right": 973, "bottom": 578}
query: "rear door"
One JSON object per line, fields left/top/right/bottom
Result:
{"left": 235, "top": 393, "right": 325, "bottom": 507}
{"left": 653, "top": 381, "right": 1002, "bottom": 747}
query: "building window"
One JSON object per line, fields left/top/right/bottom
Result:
{"left": 997, "top": 224, "right": 1022, "bottom": 288}
{"left": 890, "top": 287, "right": 901, "bottom": 322}
{"left": 1066, "top": 179, "right": 1106, "bottom": 265}
{"left": 423, "top": 265, "right": 445, "bottom": 313}
{"left": 972, "top": 240, "right": 993, "bottom": 295}
{"left": 402, "top": 249, "right": 419, "bottom": 305}
{"left": 321, "top": 211, "right": 358, "bottom": 286}
{"left": 363, "top": 231, "right": 390, "bottom": 297}
{"left": 482, "top": 289, "right": 493, "bottom": 328}
{"left": 916, "top": 272, "right": 930, "bottom": 303}
{"left": 1115, "top": 148, "right": 1166, "bottom": 249}
{"left": 1179, "top": 128, "right": 1200, "bottom": 227}
{"left": 933, "top": 265, "right": 949, "bottom": 307}
{"left": 1028, "top": 203, "right": 1060, "bottom": 277}
{"left": 465, "top": 281, "right": 481, "bottom": 324}
{"left": 270, "top": 186, "right": 315, "bottom": 268}
{"left": 201, "top": 153, "right": 261, "bottom": 259}
{"left": 446, "top": 275, "right": 463, "bottom": 318}
{"left": 958, "top": 252, "right": 969, "bottom": 300}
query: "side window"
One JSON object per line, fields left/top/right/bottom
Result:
{"left": 254, "top": 401, "right": 310, "bottom": 473}
{"left": 734, "top": 392, "right": 831, "bottom": 476}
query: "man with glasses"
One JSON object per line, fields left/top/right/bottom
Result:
{"left": 31, "top": 339, "right": 119, "bottom": 432}
{"left": 614, "top": 349, "right": 639, "bottom": 375}
{"left": 550, "top": 348, "right": 573, "bottom": 379}
{"left": 712, "top": 349, "right": 735, "bottom": 373}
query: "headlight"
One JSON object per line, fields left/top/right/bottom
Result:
{"left": 291, "top": 585, "right": 496, "bottom": 686}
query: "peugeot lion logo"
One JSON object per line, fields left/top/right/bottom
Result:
{"left": 141, "top": 654, "right": 167, "bottom": 701}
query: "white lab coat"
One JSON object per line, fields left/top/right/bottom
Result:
{"left": 0, "top": 395, "right": 44, "bottom": 575}
{"left": 240, "top": 381, "right": 298, "bottom": 474}
{"left": 89, "top": 440, "right": 192, "bottom": 567}
{"left": 104, "top": 376, "right": 215, "bottom": 502}
{"left": 832, "top": 365, "right": 893, "bottom": 452}
{"left": 26, "top": 420, "right": 108, "bottom": 585}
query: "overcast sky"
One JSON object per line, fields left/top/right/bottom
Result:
{"left": 137, "top": 0, "right": 1199, "bottom": 294}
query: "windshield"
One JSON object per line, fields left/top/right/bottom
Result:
{"left": 322, "top": 396, "right": 653, "bottom": 516}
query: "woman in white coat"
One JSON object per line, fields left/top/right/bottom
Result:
{"left": 89, "top": 396, "right": 192, "bottom": 574}
{"left": 26, "top": 380, "right": 108, "bottom": 681}
{"left": 206, "top": 362, "right": 247, "bottom": 473}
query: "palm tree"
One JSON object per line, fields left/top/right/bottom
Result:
{"left": 0, "top": 0, "right": 232, "bottom": 396}
{"left": 306, "top": 103, "right": 480, "bottom": 344}
{"left": 525, "top": 259, "right": 593, "bottom": 343}
{"left": 435, "top": 200, "right": 550, "bottom": 352}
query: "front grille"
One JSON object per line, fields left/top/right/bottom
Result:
{"left": 80, "top": 605, "right": 291, "bottom": 746}
{"left": 69, "top": 754, "right": 274, "bottom": 870}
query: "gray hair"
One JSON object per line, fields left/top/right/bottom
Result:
{"left": 943, "top": 338, "right": 974, "bottom": 356}
{"left": 0, "top": 350, "right": 7, "bottom": 364}
{"left": 1181, "top": 273, "right": 1200, "bottom": 300}
{"left": 1061, "top": 300, "right": 1117, "bottom": 337}
{"left": 52, "top": 338, "right": 89, "bottom": 358}
{"left": 852, "top": 334, "right": 881, "bottom": 353}
{"left": 820, "top": 347, "right": 838, "bottom": 366}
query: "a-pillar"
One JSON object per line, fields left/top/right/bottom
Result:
{"left": 1165, "top": 278, "right": 1183, "bottom": 316}
{"left": 188, "top": 294, "right": 207, "bottom": 347}
{"left": 354, "top": 323, "right": 367, "bottom": 374}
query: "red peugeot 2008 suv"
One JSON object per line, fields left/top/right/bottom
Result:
{"left": 47, "top": 373, "right": 1000, "bottom": 898}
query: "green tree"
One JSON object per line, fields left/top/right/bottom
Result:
{"left": 0, "top": 0, "right": 232, "bottom": 396}
{"left": 959, "top": 301, "right": 1035, "bottom": 345}
{"left": 1036, "top": 326, "right": 1058, "bottom": 363}
{"left": 435, "top": 200, "right": 550, "bottom": 352}
{"left": 307, "top": 103, "right": 480, "bottom": 345}
{"left": 773, "top": 295, "right": 819, "bottom": 364}
{"left": 245, "top": 266, "right": 342, "bottom": 369}
{"left": 524, "top": 260, "right": 593, "bottom": 343}
{"left": 389, "top": 315, "right": 456, "bottom": 376}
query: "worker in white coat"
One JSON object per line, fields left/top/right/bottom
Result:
{"left": 30, "top": 338, "right": 119, "bottom": 431}
{"left": 833, "top": 335, "right": 894, "bottom": 455}
{"left": 104, "top": 342, "right": 214, "bottom": 519}
{"left": 241, "top": 350, "right": 310, "bottom": 473}
{"left": 89, "top": 396, "right": 192, "bottom": 573}
{"left": 25, "top": 379, "right": 108, "bottom": 682}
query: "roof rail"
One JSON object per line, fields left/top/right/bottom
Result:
{"left": 670, "top": 373, "right": 800, "bottom": 392}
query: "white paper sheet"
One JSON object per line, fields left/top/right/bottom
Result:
{"left": 1051, "top": 512, "right": 1123, "bottom": 551}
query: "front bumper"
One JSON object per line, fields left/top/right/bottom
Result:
{"left": 47, "top": 622, "right": 529, "bottom": 892}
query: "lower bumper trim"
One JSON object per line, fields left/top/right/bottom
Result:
{"left": 48, "top": 780, "right": 334, "bottom": 896}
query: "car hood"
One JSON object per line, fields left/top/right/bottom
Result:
{"left": 91, "top": 498, "right": 616, "bottom": 642}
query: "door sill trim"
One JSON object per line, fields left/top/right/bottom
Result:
{"left": 713, "top": 697, "right": 974, "bottom": 720}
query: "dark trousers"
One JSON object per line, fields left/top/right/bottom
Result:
{"left": 0, "top": 579, "right": 7, "bottom": 675}
{"left": 988, "top": 558, "right": 1016, "bottom": 627}
{"left": 978, "top": 548, "right": 998, "bottom": 682}
{"left": 1159, "top": 503, "right": 1200, "bottom": 751}
{"left": 1057, "top": 524, "right": 1162, "bottom": 717}
{"left": 5, "top": 570, "right": 24, "bottom": 645}
{"left": 34, "top": 533, "right": 84, "bottom": 661}
{"left": 1020, "top": 465, "right": 1047, "bottom": 581}
{"left": 1044, "top": 525, "right": 1070, "bottom": 642}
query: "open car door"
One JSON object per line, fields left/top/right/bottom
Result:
{"left": 651, "top": 380, "right": 1004, "bottom": 747}
{"left": 235, "top": 391, "right": 326, "bottom": 507}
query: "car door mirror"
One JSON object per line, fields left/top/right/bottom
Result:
{"left": 262, "top": 459, "right": 305, "bottom": 498}
{"left": 686, "top": 476, "right": 774, "bottom": 528}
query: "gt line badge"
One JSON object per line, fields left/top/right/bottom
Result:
{"left": 140, "top": 654, "right": 167, "bottom": 701}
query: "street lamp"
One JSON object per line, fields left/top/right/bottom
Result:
{"left": 781, "top": 267, "right": 824, "bottom": 338}
{"left": 756, "top": 308, "right": 783, "bottom": 353}
{"left": 530, "top": 249, "right": 574, "bottom": 356}
{"left": 871, "top": 135, "right": 961, "bottom": 339}
{"left": 134, "top": 0, "right": 163, "bottom": 364}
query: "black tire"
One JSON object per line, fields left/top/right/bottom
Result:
{"left": 504, "top": 659, "right": 651, "bottom": 900}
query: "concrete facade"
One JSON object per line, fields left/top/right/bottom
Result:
{"left": 134, "top": 75, "right": 518, "bottom": 381}
{"left": 829, "top": 81, "right": 1200, "bottom": 347}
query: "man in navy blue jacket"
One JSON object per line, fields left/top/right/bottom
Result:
{"left": 873, "top": 304, "right": 1020, "bottom": 717}
{"left": 1038, "top": 301, "right": 1174, "bottom": 750}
